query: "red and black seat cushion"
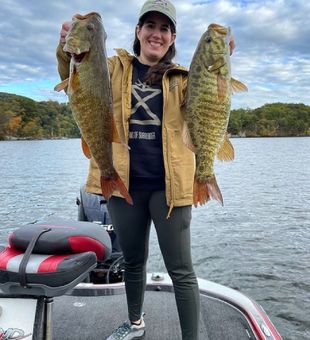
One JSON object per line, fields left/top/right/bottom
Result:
{"left": 0, "top": 246, "right": 96, "bottom": 287}
{"left": 8, "top": 219, "right": 112, "bottom": 262}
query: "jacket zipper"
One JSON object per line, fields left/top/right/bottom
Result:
{"left": 162, "top": 71, "right": 175, "bottom": 218}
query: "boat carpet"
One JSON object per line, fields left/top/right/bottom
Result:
{"left": 52, "top": 290, "right": 256, "bottom": 339}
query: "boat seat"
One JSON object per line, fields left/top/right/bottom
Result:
{"left": 8, "top": 218, "right": 112, "bottom": 262}
{"left": 0, "top": 219, "right": 112, "bottom": 297}
{"left": 0, "top": 246, "right": 97, "bottom": 297}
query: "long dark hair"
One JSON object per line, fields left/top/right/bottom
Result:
{"left": 133, "top": 14, "right": 177, "bottom": 85}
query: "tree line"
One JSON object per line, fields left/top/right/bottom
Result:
{"left": 0, "top": 92, "right": 309, "bottom": 140}
{"left": 229, "top": 103, "right": 310, "bottom": 137}
{"left": 0, "top": 92, "right": 79, "bottom": 140}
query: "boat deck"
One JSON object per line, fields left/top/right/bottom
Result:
{"left": 53, "top": 287, "right": 256, "bottom": 339}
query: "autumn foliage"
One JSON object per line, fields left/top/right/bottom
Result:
{"left": 0, "top": 92, "right": 309, "bottom": 140}
{"left": 0, "top": 92, "right": 79, "bottom": 140}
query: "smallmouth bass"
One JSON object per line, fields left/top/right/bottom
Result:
{"left": 185, "top": 23, "right": 247, "bottom": 207}
{"left": 55, "top": 12, "right": 132, "bottom": 205}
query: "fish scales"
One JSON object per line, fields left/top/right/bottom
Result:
{"left": 56, "top": 12, "right": 132, "bottom": 204}
{"left": 186, "top": 31, "right": 231, "bottom": 180}
{"left": 70, "top": 61, "right": 113, "bottom": 176}
{"left": 185, "top": 23, "right": 246, "bottom": 206}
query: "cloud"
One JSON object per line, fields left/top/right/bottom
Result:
{"left": 0, "top": 0, "right": 309, "bottom": 108}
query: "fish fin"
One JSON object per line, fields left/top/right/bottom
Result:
{"left": 231, "top": 78, "right": 248, "bottom": 93}
{"left": 217, "top": 134, "right": 234, "bottom": 161}
{"left": 100, "top": 174, "right": 133, "bottom": 205}
{"left": 112, "top": 117, "right": 130, "bottom": 149}
{"left": 54, "top": 78, "right": 69, "bottom": 92}
{"left": 193, "top": 176, "right": 223, "bottom": 207}
{"left": 208, "top": 56, "right": 226, "bottom": 72}
{"left": 112, "top": 117, "right": 121, "bottom": 143}
{"left": 81, "top": 137, "right": 92, "bottom": 159}
{"left": 193, "top": 179, "right": 210, "bottom": 208}
{"left": 217, "top": 75, "right": 228, "bottom": 101}
{"left": 182, "top": 121, "right": 196, "bottom": 153}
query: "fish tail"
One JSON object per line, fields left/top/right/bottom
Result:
{"left": 193, "top": 176, "right": 223, "bottom": 207}
{"left": 100, "top": 175, "right": 133, "bottom": 205}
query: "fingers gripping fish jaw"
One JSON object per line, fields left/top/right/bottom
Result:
{"left": 63, "top": 13, "right": 101, "bottom": 64}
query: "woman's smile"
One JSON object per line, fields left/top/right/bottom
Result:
{"left": 148, "top": 40, "right": 162, "bottom": 48}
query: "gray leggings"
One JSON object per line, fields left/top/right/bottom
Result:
{"left": 108, "top": 191, "right": 200, "bottom": 340}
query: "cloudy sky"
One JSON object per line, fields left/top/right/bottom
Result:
{"left": 0, "top": 0, "right": 309, "bottom": 109}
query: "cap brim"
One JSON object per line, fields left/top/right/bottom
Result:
{"left": 139, "top": 10, "right": 176, "bottom": 28}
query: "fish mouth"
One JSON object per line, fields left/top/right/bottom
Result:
{"left": 63, "top": 40, "right": 90, "bottom": 63}
{"left": 71, "top": 52, "right": 88, "bottom": 63}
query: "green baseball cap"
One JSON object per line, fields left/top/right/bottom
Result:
{"left": 139, "top": 0, "right": 176, "bottom": 27}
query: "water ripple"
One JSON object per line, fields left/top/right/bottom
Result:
{"left": 1, "top": 137, "right": 310, "bottom": 340}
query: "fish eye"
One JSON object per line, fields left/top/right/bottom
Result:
{"left": 87, "top": 23, "right": 94, "bottom": 31}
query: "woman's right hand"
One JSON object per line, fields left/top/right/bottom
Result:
{"left": 60, "top": 21, "right": 72, "bottom": 43}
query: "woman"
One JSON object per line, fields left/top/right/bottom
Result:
{"left": 57, "top": 1, "right": 234, "bottom": 339}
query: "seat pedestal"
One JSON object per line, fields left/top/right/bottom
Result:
{"left": 0, "top": 265, "right": 95, "bottom": 340}
{"left": 0, "top": 219, "right": 110, "bottom": 339}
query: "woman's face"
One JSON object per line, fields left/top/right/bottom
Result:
{"left": 136, "top": 12, "right": 176, "bottom": 65}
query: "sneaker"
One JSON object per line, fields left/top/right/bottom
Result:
{"left": 106, "top": 318, "right": 145, "bottom": 340}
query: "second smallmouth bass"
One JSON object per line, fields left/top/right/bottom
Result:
{"left": 55, "top": 12, "right": 132, "bottom": 205}
{"left": 185, "top": 23, "right": 247, "bottom": 207}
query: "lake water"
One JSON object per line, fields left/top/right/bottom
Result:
{"left": 0, "top": 137, "right": 309, "bottom": 340}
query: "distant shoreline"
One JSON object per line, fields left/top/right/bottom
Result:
{"left": 1, "top": 135, "right": 309, "bottom": 142}
{"left": 1, "top": 93, "right": 309, "bottom": 140}
{"left": 229, "top": 135, "right": 309, "bottom": 138}
{"left": 1, "top": 137, "right": 80, "bottom": 141}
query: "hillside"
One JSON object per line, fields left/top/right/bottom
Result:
{"left": 229, "top": 103, "right": 310, "bottom": 137}
{"left": 0, "top": 92, "right": 309, "bottom": 140}
{"left": 0, "top": 92, "right": 79, "bottom": 140}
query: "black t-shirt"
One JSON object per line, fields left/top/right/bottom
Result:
{"left": 129, "top": 58, "right": 165, "bottom": 191}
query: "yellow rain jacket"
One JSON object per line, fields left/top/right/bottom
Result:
{"left": 56, "top": 45, "right": 195, "bottom": 210}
